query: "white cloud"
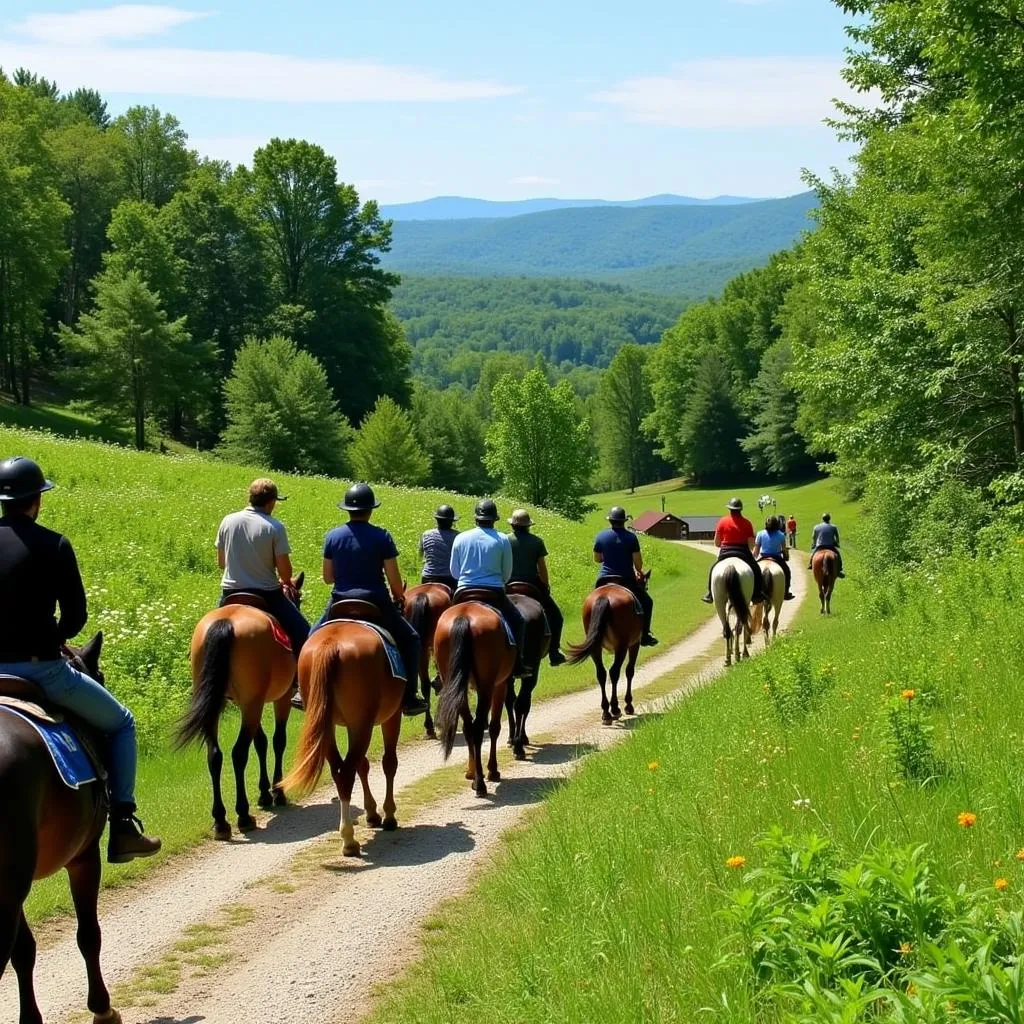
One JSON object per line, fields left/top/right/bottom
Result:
{"left": 569, "top": 111, "right": 601, "bottom": 122}
{"left": 595, "top": 58, "right": 851, "bottom": 129}
{"left": 12, "top": 5, "right": 207, "bottom": 45}
{"left": 509, "top": 175, "right": 559, "bottom": 186}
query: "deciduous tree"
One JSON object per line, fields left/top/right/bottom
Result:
{"left": 350, "top": 395, "right": 430, "bottom": 486}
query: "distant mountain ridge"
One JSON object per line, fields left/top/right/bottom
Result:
{"left": 380, "top": 193, "right": 760, "bottom": 222}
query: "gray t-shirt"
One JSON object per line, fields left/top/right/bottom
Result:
{"left": 419, "top": 527, "right": 458, "bottom": 577}
{"left": 216, "top": 507, "right": 291, "bottom": 591}
{"left": 811, "top": 522, "right": 840, "bottom": 549}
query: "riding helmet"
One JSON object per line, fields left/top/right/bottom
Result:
{"left": 509, "top": 508, "right": 533, "bottom": 527}
{"left": 474, "top": 498, "right": 499, "bottom": 522}
{"left": 434, "top": 503, "right": 458, "bottom": 522}
{"left": 726, "top": 497, "right": 744, "bottom": 511}
{"left": 607, "top": 506, "right": 628, "bottom": 523}
{"left": 339, "top": 482, "right": 380, "bottom": 512}
{"left": 0, "top": 457, "right": 54, "bottom": 502}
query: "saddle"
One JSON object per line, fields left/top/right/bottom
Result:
{"left": 453, "top": 587, "right": 504, "bottom": 610}
{"left": 507, "top": 581, "right": 543, "bottom": 601}
{"left": 222, "top": 591, "right": 271, "bottom": 612}
{"left": 327, "top": 598, "right": 381, "bottom": 624}
{"left": 593, "top": 578, "right": 644, "bottom": 616}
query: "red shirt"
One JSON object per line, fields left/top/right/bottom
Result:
{"left": 787, "top": 518, "right": 797, "bottom": 531}
{"left": 715, "top": 513, "right": 755, "bottom": 547}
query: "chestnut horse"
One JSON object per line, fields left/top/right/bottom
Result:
{"left": 434, "top": 600, "right": 516, "bottom": 797}
{"left": 403, "top": 582, "right": 452, "bottom": 739}
{"left": 752, "top": 559, "right": 786, "bottom": 647}
{"left": 504, "top": 583, "right": 551, "bottom": 760}
{"left": 176, "top": 575, "right": 303, "bottom": 839}
{"left": 0, "top": 635, "right": 123, "bottom": 1024}
{"left": 566, "top": 574, "right": 649, "bottom": 725}
{"left": 812, "top": 549, "right": 838, "bottom": 615}
{"left": 282, "top": 601, "right": 405, "bottom": 857}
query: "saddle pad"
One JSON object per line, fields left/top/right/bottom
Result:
{"left": 268, "top": 617, "right": 292, "bottom": 652}
{"left": 0, "top": 705, "right": 99, "bottom": 789}
{"left": 332, "top": 620, "right": 406, "bottom": 682}
{"left": 0, "top": 694, "right": 61, "bottom": 723}
{"left": 600, "top": 583, "right": 643, "bottom": 617}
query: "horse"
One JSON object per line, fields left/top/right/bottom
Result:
{"left": 434, "top": 597, "right": 516, "bottom": 797}
{"left": 0, "top": 634, "right": 124, "bottom": 1024}
{"left": 281, "top": 599, "right": 405, "bottom": 857}
{"left": 403, "top": 582, "right": 452, "bottom": 739}
{"left": 566, "top": 573, "right": 649, "bottom": 725}
{"left": 711, "top": 558, "right": 754, "bottom": 666}
{"left": 176, "top": 574, "right": 304, "bottom": 840}
{"left": 812, "top": 549, "right": 838, "bottom": 615}
{"left": 752, "top": 559, "right": 786, "bottom": 648}
{"left": 504, "top": 583, "right": 551, "bottom": 760}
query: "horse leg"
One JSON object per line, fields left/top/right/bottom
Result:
{"left": 505, "top": 676, "right": 518, "bottom": 748}
{"left": 7, "top": 909, "right": 42, "bottom": 1024}
{"left": 487, "top": 681, "right": 505, "bottom": 784}
{"left": 421, "top": 647, "right": 436, "bottom": 740}
{"left": 624, "top": 644, "right": 639, "bottom": 716}
{"left": 461, "top": 702, "right": 476, "bottom": 783}
{"left": 206, "top": 733, "right": 230, "bottom": 840}
{"left": 331, "top": 726, "right": 371, "bottom": 857}
{"left": 232, "top": 705, "right": 261, "bottom": 833}
{"left": 271, "top": 695, "right": 289, "bottom": 807}
{"left": 380, "top": 711, "right": 402, "bottom": 831}
{"left": 609, "top": 650, "right": 626, "bottom": 719}
{"left": 512, "top": 673, "right": 535, "bottom": 760}
{"left": 357, "top": 755, "right": 381, "bottom": 828}
{"left": 471, "top": 689, "right": 489, "bottom": 797}
{"left": 253, "top": 723, "right": 273, "bottom": 810}
{"left": 593, "top": 650, "right": 612, "bottom": 725}
{"left": 67, "top": 842, "right": 119, "bottom": 1024}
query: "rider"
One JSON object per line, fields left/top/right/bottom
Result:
{"left": 753, "top": 515, "right": 796, "bottom": 601}
{"left": 317, "top": 483, "right": 428, "bottom": 717}
{"left": 701, "top": 498, "right": 766, "bottom": 605}
{"left": 0, "top": 456, "right": 162, "bottom": 864}
{"left": 808, "top": 512, "right": 846, "bottom": 577}
{"left": 449, "top": 499, "right": 528, "bottom": 671}
{"left": 216, "top": 478, "right": 310, "bottom": 708}
{"left": 418, "top": 504, "right": 459, "bottom": 592}
{"left": 592, "top": 507, "right": 658, "bottom": 647}
{"left": 506, "top": 508, "right": 566, "bottom": 667}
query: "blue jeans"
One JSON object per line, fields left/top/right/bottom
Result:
{"left": 0, "top": 659, "right": 136, "bottom": 806}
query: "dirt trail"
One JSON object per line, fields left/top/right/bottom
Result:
{"left": 1, "top": 550, "right": 806, "bottom": 1024}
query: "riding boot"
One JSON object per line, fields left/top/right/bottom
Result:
{"left": 289, "top": 674, "right": 304, "bottom": 712}
{"left": 402, "top": 678, "right": 428, "bottom": 716}
{"left": 108, "top": 803, "right": 162, "bottom": 864}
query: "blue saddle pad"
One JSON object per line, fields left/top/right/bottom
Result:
{"left": 335, "top": 620, "right": 407, "bottom": 681}
{"left": 0, "top": 706, "right": 99, "bottom": 789}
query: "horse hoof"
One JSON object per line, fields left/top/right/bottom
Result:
{"left": 488, "top": 770, "right": 501, "bottom": 783}
{"left": 425, "top": 727, "right": 437, "bottom": 740}
{"left": 366, "top": 813, "right": 383, "bottom": 828}
{"left": 465, "top": 770, "right": 475, "bottom": 781}
{"left": 343, "top": 842, "right": 362, "bottom": 857}
{"left": 521, "top": 733, "right": 530, "bottom": 746}
{"left": 475, "top": 785, "right": 489, "bottom": 798}
{"left": 257, "top": 792, "right": 274, "bottom": 810}
{"left": 94, "top": 1009, "right": 123, "bottom": 1024}
{"left": 213, "top": 822, "right": 232, "bottom": 841}
{"left": 382, "top": 817, "right": 398, "bottom": 832}
{"left": 274, "top": 790, "right": 288, "bottom": 808}
{"left": 237, "top": 814, "right": 258, "bottom": 834}
{"left": 602, "top": 713, "right": 613, "bottom": 725}
{"left": 513, "top": 747, "right": 527, "bottom": 761}
{"left": 625, "top": 704, "right": 634, "bottom": 716}
{"left": 611, "top": 707, "right": 622, "bottom": 720}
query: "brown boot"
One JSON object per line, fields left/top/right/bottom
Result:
{"left": 108, "top": 805, "right": 162, "bottom": 864}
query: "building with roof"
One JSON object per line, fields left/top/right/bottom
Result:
{"left": 629, "top": 511, "right": 718, "bottom": 541}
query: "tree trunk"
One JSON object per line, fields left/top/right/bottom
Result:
{"left": 1006, "top": 309, "right": 1024, "bottom": 460}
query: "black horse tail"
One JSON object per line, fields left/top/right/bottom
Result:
{"left": 566, "top": 595, "right": 611, "bottom": 665}
{"left": 407, "top": 592, "right": 431, "bottom": 643}
{"left": 176, "top": 618, "right": 233, "bottom": 748}
{"left": 437, "top": 616, "right": 473, "bottom": 761}
{"left": 725, "top": 566, "right": 751, "bottom": 634}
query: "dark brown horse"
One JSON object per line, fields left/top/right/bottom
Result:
{"left": 504, "top": 583, "right": 551, "bottom": 760}
{"left": 404, "top": 582, "right": 452, "bottom": 739}
{"left": 567, "top": 574, "right": 649, "bottom": 724}
{"left": 176, "top": 575, "right": 303, "bottom": 839}
{"left": 434, "top": 598, "right": 516, "bottom": 797}
{"left": 812, "top": 549, "right": 838, "bottom": 615}
{"left": 281, "top": 600, "right": 405, "bottom": 857}
{"left": 0, "top": 634, "right": 123, "bottom": 1024}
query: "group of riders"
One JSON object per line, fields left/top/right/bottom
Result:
{"left": 0, "top": 454, "right": 845, "bottom": 864}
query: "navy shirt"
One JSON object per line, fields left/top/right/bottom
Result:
{"left": 323, "top": 521, "right": 399, "bottom": 598}
{"left": 594, "top": 527, "right": 640, "bottom": 579}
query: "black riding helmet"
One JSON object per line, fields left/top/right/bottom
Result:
{"left": 607, "top": 506, "right": 628, "bottom": 523}
{"left": 474, "top": 498, "right": 499, "bottom": 522}
{"left": 0, "top": 457, "right": 54, "bottom": 502}
{"left": 339, "top": 482, "right": 380, "bottom": 512}
{"left": 435, "top": 503, "right": 458, "bottom": 522}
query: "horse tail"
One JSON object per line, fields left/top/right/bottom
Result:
{"left": 281, "top": 640, "right": 339, "bottom": 798}
{"left": 763, "top": 564, "right": 775, "bottom": 605}
{"left": 408, "top": 592, "right": 431, "bottom": 645}
{"left": 566, "top": 595, "right": 611, "bottom": 665}
{"left": 725, "top": 566, "right": 751, "bottom": 633}
{"left": 437, "top": 616, "right": 473, "bottom": 761}
{"left": 176, "top": 618, "right": 233, "bottom": 748}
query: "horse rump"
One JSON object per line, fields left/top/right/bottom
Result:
{"left": 437, "top": 616, "right": 473, "bottom": 760}
{"left": 566, "top": 595, "right": 611, "bottom": 665}
{"left": 724, "top": 566, "right": 751, "bottom": 633}
{"left": 176, "top": 618, "right": 234, "bottom": 748}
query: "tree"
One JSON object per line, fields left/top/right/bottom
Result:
{"left": 220, "top": 335, "right": 351, "bottom": 475}
{"left": 60, "top": 270, "right": 193, "bottom": 449}
{"left": 596, "top": 344, "right": 659, "bottom": 492}
{"left": 350, "top": 395, "right": 431, "bottom": 486}
{"left": 112, "top": 106, "right": 194, "bottom": 206}
{"left": 412, "top": 384, "right": 490, "bottom": 492}
{"left": 678, "top": 350, "right": 746, "bottom": 484}
{"left": 485, "top": 368, "right": 594, "bottom": 518}
{"left": 63, "top": 87, "right": 110, "bottom": 129}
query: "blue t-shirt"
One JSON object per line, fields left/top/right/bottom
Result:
{"left": 594, "top": 527, "right": 640, "bottom": 579}
{"left": 449, "top": 526, "right": 512, "bottom": 588}
{"left": 323, "top": 520, "right": 399, "bottom": 598}
{"left": 756, "top": 529, "right": 786, "bottom": 557}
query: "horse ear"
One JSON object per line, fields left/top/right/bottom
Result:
{"left": 295, "top": 570, "right": 305, "bottom": 590}
{"left": 81, "top": 631, "right": 103, "bottom": 670}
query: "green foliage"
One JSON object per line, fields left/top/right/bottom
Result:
{"left": 885, "top": 690, "right": 943, "bottom": 784}
{"left": 350, "top": 395, "right": 430, "bottom": 486}
{"left": 759, "top": 642, "right": 835, "bottom": 728}
{"left": 678, "top": 349, "right": 747, "bottom": 484}
{"left": 219, "top": 335, "right": 350, "bottom": 475}
{"left": 485, "top": 368, "right": 595, "bottom": 518}
{"left": 111, "top": 105, "right": 195, "bottom": 207}
{"left": 410, "top": 384, "right": 490, "bottom": 493}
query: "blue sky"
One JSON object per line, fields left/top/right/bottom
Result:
{"left": 0, "top": 1, "right": 857, "bottom": 203}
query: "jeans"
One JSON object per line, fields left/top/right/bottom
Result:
{"left": 0, "top": 658, "right": 136, "bottom": 806}
{"left": 595, "top": 577, "right": 654, "bottom": 635}
{"left": 706, "top": 545, "right": 765, "bottom": 602}
{"left": 221, "top": 588, "right": 311, "bottom": 657}
{"left": 759, "top": 552, "right": 792, "bottom": 592}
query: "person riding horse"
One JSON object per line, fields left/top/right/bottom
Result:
{"left": 418, "top": 504, "right": 460, "bottom": 592}
{"left": 808, "top": 513, "right": 846, "bottom": 577}
{"left": 216, "top": 478, "right": 311, "bottom": 709}
{"left": 506, "top": 508, "right": 566, "bottom": 667}
{"left": 592, "top": 507, "right": 658, "bottom": 646}
{"left": 316, "top": 482, "right": 428, "bottom": 717}
{"left": 753, "top": 514, "right": 796, "bottom": 601}
{"left": 702, "top": 498, "right": 766, "bottom": 605}
{"left": 0, "top": 456, "right": 161, "bottom": 863}
{"left": 449, "top": 499, "right": 528, "bottom": 673}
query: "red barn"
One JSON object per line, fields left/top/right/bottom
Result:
{"left": 631, "top": 512, "right": 719, "bottom": 541}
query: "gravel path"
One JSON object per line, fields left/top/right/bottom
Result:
{"left": 1, "top": 551, "right": 805, "bottom": 1024}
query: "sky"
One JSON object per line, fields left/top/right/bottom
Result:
{"left": 0, "top": 1, "right": 859, "bottom": 204}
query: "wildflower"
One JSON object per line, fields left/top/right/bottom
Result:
{"left": 725, "top": 856, "right": 747, "bottom": 870}
{"left": 1016, "top": 849, "right": 1024, "bottom": 862}
{"left": 995, "top": 877, "right": 1010, "bottom": 892}
{"left": 792, "top": 798, "right": 812, "bottom": 811}
{"left": 898, "top": 942, "right": 913, "bottom": 957}
{"left": 906, "top": 983, "right": 918, "bottom": 998}
{"left": 648, "top": 761, "right": 659, "bottom": 772}
{"left": 901, "top": 689, "right": 916, "bottom": 701}
{"left": 958, "top": 811, "right": 977, "bottom": 828}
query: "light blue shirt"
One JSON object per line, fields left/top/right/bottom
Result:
{"left": 450, "top": 526, "right": 512, "bottom": 588}
{"left": 756, "top": 529, "right": 786, "bottom": 557}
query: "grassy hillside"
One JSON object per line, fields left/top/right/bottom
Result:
{"left": 381, "top": 193, "right": 816, "bottom": 279}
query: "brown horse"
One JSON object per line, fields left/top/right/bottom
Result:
{"left": 176, "top": 575, "right": 304, "bottom": 839}
{"left": 812, "top": 549, "right": 838, "bottom": 615}
{"left": 0, "top": 635, "right": 123, "bottom": 1024}
{"left": 567, "top": 574, "right": 649, "bottom": 724}
{"left": 504, "top": 583, "right": 551, "bottom": 760}
{"left": 404, "top": 582, "right": 452, "bottom": 739}
{"left": 434, "top": 598, "right": 516, "bottom": 797}
{"left": 281, "top": 600, "right": 405, "bottom": 857}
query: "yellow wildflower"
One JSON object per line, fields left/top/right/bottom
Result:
{"left": 648, "top": 761, "right": 659, "bottom": 772}
{"left": 958, "top": 811, "right": 977, "bottom": 828}
{"left": 995, "top": 877, "right": 1010, "bottom": 892}
{"left": 725, "top": 855, "right": 747, "bottom": 870}
{"left": 901, "top": 689, "right": 916, "bottom": 701}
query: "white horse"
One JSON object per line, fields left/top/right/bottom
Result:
{"left": 752, "top": 559, "right": 785, "bottom": 648}
{"left": 710, "top": 557, "right": 754, "bottom": 666}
